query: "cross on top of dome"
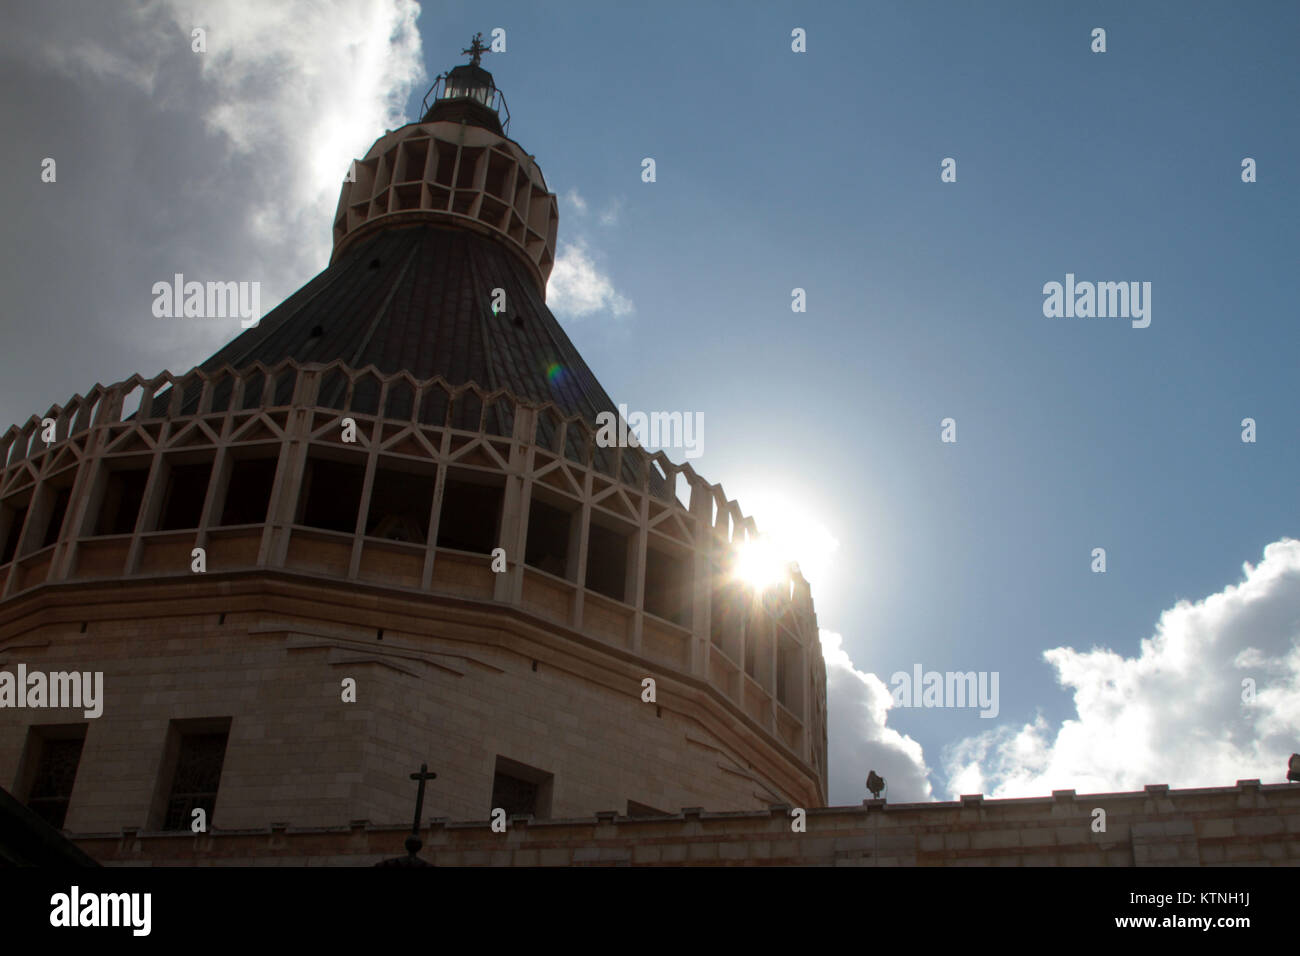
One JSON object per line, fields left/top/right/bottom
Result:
{"left": 418, "top": 34, "right": 510, "bottom": 134}
{"left": 462, "top": 32, "right": 489, "bottom": 67}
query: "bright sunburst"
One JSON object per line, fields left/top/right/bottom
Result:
{"left": 735, "top": 534, "right": 788, "bottom": 591}
{"left": 731, "top": 493, "right": 840, "bottom": 597}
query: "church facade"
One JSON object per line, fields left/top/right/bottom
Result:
{"left": 0, "top": 41, "right": 1294, "bottom": 867}
{"left": 0, "top": 40, "right": 827, "bottom": 858}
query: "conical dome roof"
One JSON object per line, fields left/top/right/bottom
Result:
{"left": 198, "top": 223, "right": 623, "bottom": 433}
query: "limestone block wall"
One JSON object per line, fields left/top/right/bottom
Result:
{"left": 0, "top": 573, "right": 820, "bottom": 835}
{"left": 72, "top": 780, "right": 1300, "bottom": 866}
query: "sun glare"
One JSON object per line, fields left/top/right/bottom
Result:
{"left": 735, "top": 535, "right": 788, "bottom": 591}
{"left": 729, "top": 493, "right": 840, "bottom": 598}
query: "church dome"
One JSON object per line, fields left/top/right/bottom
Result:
{"left": 0, "top": 36, "right": 828, "bottom": 850}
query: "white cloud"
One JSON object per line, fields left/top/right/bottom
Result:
{"left": 821, "top": 630, "right": 933, "bottom": 804}
{"left": 546, "top": 238, "right": 634, "bottom": 319}
{"left": 560, "top": 189, "right": 620, "bottom": 226}
{"left": 551, "top": 189, "right": 630, "bottom": 319}
{"left": 944, "top": 538, "right": 1300, "bottom": 798}
{"left": 598, "top": 197, "right": 623, "bottom": 226}
{"left": 52, "top": 39, "right": 162, "bottom": 93}
{"left": 0, "top": 0, "right": 429, "bottom": 433}
{"left": 562, "top": 188, "right": 588, "bottom": 214}
{"left": 161, "top": 0, "right": 425, "bottom": 267}
{"left": 10, "top": 0, "right": 424, "bottom": 378}
{"left": 12, "top": 0, "right": 424, "bottom": 277}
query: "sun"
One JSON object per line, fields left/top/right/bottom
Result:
{"left": 735, "top": 534, "right": 789, "bottom": 591}
{"left": 729, "top": 492, "right": 840, "bottom": 597}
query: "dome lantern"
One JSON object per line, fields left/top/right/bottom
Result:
{"left": 420, "top": 33, "right": 510, "bottom": 135}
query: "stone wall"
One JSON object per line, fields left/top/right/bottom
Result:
{"left": 0, "top": 573, "right": 820, "bottom": 833}
{"left": 72, "top": 779, "right": 1300, "bottom": 866}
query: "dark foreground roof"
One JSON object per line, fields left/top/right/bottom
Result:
{"left": 0, "top": 786, "right": 99, "bottom": 867}
{"left": 200, "top": 225, "right": 623, "bottom": 432}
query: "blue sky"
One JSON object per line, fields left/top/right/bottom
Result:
{"left": 3, "top": 0, "right": 1297, "bottom": 804}
{"left": 407, "top": 2, "right": 1299, "bottom": 799}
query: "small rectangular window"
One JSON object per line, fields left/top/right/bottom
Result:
{"left": 490, "top": 756, "right": 553, "bottom": 819}
{"left": 21, "top": 725, "right": 87, "bottom": 830}
{"left": 158, "top": 720, "right": 231, "bottom": 832}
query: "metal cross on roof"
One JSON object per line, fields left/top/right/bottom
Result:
{"left": 462, "top": 32, "right": 490, "bottom": 66}
{"left": 373, "top": 763, "right": 438, "bottom": 867}
{"left": 409, "top": 762, "right": 437, "bottom": 839}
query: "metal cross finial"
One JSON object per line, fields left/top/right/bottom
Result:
{"left": 409, "top": 763, "right": 438, "bottom": 840}
{"left": 374, "top": 763, "right": 438, "bottom": 865}
{"left": 462, "top": 32, "right": 490, "bottom": 66}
